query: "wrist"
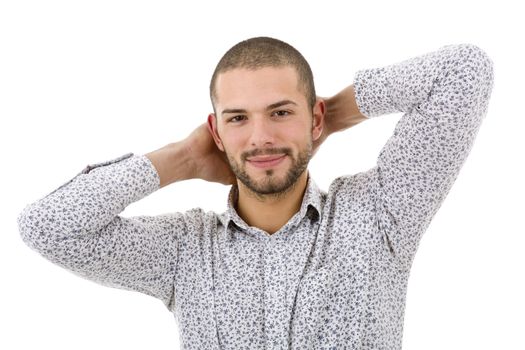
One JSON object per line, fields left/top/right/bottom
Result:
{"left": 145, "top": 141, "right": 194, "bottom": 188}
{"left": 325, "top": 84, "right": 367, "bottom": 134}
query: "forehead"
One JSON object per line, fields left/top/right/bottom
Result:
{"left": 214, "top": 66, "right": 305, "bottom": 109}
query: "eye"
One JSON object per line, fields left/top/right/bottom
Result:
{"left": 228, "top": 115, "right": 247, "bottom": 123}
{"left": 272, "top": 110, "right": 290, "bottom": 117}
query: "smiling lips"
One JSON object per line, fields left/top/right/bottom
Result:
{"left": 246, "top": 154, "right": 287, "bottom": 169}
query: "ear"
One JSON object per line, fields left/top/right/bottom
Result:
{"left": 207, "top": 113, "right": 225, "bottom": 151}
{"left": 311, "top": 97, "right": 326, "bottom": 142}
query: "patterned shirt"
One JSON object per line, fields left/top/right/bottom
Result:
{"left": 18, "top": 43, "right": 494, "bottom": 349}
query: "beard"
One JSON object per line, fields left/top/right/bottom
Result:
{"left": 225, "top": 141, "right": 312, "bottom": 198}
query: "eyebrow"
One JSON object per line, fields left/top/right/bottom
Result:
{"left": 221, "top": 99, "right": 298, "bottom": 116}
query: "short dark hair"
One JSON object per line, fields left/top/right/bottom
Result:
{"left": 209, "top": 36, "right": 316, "bottom": 112}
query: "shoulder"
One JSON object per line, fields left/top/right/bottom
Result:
{"left": 321, "top": 167, "right": 381, "bottom": 217}
{"left": 328, "top": 166, "right": 379, "bottom": 198}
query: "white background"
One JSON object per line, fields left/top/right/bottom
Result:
{"left": 1, "top": 0, "right": 523, "bottom": 349}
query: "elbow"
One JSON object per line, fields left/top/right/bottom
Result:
{"left": 17, "top": 203, "right": 77, "bottom": 268}
{"left": 17, "top": 204, "right": 42, "bottom": 251}
{"left": 441, "top": 43, "right": 495, "bottom": 116}
{"left": 463, "top": 44, "right": 495, "bottom": 114}
{"left": 458, "top": 43, "right": 495, "bottom": 88}
{"left": 17, "top": 203, "right": 58, "bottom": 254}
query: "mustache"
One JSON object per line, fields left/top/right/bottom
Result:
{"left": 241, "top": 147, "right": 292, "bottom": 161}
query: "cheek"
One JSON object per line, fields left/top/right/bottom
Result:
{"left": 219, "top": 129, "right": 245, "bottom": 154}
{"left": 284, "top": 123, "right": 312, "bottom": 143}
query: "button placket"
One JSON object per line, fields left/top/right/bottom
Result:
{"left": 263, "top": 237, "right": 287, "bottom": 347}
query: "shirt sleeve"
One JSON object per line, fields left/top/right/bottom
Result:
{"left": 353, "top": 43, "right": 494, "bottom": 269}
{"left": 17, "top": 152, "right": 180, "bottom": 310}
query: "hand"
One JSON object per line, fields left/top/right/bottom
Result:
{"left": 183, "top": 122, "right": 236, "bottom": 186}
{"left": 312, "top": 85, "right": 368, "bottom": 154}
{"left": 145, "top": 123, "right": 236, "bottom": 188}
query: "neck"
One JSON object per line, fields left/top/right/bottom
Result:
{"left": 235, "top": 171, "right": 309, "bottom": 235}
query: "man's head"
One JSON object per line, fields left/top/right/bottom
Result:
{"left": 207, "top": 37, "right": 325, "bottom": 197}
{"left": 210, "top": 36, "right": 317, "bottom": 113}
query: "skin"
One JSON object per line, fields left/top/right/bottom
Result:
{"left": 207, "top": 66, "right": 325, "bottom": 234}
{"left": 145, "top": 66, "right": 367, "bottom": 234}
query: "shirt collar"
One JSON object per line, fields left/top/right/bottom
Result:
{"left": 218, "top": 173, "right": 324, "bottom": 229}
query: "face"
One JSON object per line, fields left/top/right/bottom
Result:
{"left": 208, "top": 66, "right": 324, "bottom": 196}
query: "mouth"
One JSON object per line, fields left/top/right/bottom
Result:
{"left": 246, "top": 154, "right": 287, "bottom": 169}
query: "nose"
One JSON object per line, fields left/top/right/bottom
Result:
{"left": 249, "top": 117, "right": 275, "bottom": 148}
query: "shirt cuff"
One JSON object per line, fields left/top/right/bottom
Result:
{"left": 353, "top": 66, "right": 397, "bottom": 118}
{"left": 48, "top": 153, "right": 161, "bottom": 199}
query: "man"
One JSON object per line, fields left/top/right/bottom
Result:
{"left": 18, "top": 37, "right": 494, "bottom": 349}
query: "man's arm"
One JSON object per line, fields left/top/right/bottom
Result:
{"left": 16, "top": 152, "right": 181, "bottom": 309}
{"left": 328, "top": 44, "right": 494, "bottom": 269}
{"left": 145, "top": 122, "right": 235, "bottom": 188}
{"left": 17, "top": 123, "right": 232, "bottom": 310}
{"left": 313, "top": 85, "right": 368, "bottom": 152}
